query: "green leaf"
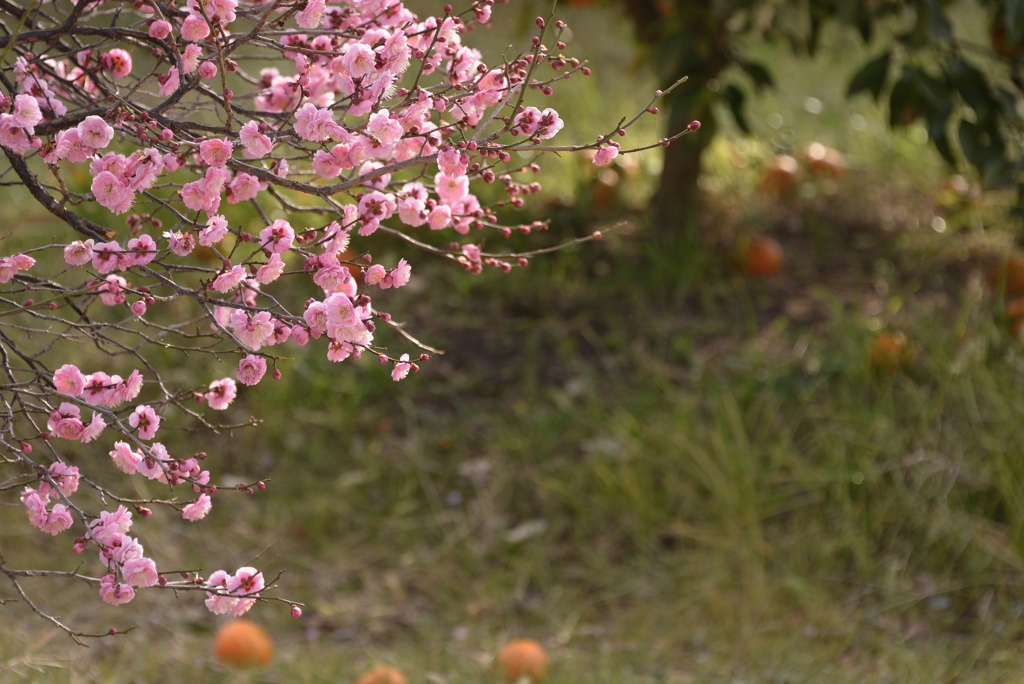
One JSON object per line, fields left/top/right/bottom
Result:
{"left": 947, "top": 58, "right": 998, "bottom": 124}
{"left": 848, "top": 51, "right": 892, "bottom": 101}
{"left": 736, "top": 59, "right": 774, "bottom": 92}
{"left": 722, "top": 84, "right": 750, "bottom": 134}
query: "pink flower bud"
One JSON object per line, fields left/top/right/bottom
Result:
{"left": 291, "top": 605, "right": 303, "bottom": 618}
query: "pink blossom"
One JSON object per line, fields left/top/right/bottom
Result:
{"left": 149, "top": 20, "right": 172, "bottom": 39}
{"left": 198, "top": 61, "right": 218, "bottom": 79}
{"left": 392, "top": 353, "right": 412, "bottom": 381}
{"left": 199, "top": 138, "right": 233, "bottom": 167}
{"left": 91, "top": 171, "right": 134, "bottom": 214}
{"left": 390, "top": 258, "right": 411, "bottom": 288}
{"left": 129, "top": 405, "right": 161, "bottom": 441}
{"left": 90, "top": 241, "right": 122, "bottom": 274}
{"left": 592, "top": 144, "right": 620, "bottom": 166}
{"left": 226, "top": 172, "right": 259, "bottom": 204}
{"left": 116, "top": 369, "right": 144, "bottom": 404}
{"left": 227, "top": 566, "right": 265, "bottom": 596}
{"left": 211, "top": 265, "right": 246, "bottom": 292}
{"left": 53, "top": 364, "right": 86, "bottom": 396}
{"left": 131, "top": 300, "right": 148, "bottom": 317}
{"left": 366, "top": 109, "right": 403, "bottom": 146}
{"left": 312, "top": 148, "right": 346, "bottom": 178}
{"left": 291, "top": 325, "right": 310, "bottom": 346}
{"left": 83, "top": 371, "right": 116, "bottom": 405}
{"left": 259, "top": 219, "right": 294, "bottom": 253}
{"left": 239, "top": 121, "right": 273, "bottom": 158}
{"left": 427, "top": 205, "right": 452, "bottom": 230}
{"left": 182, "top": 44, "right": 203, "bottom": 74}
{"left": 0, "top": 258, "right": 16, "bottom": 284}
{"left": 181, "top": 15, "right": 211, "bottom": 41}
{"left": 237, "top": 354, "right": 267, "bottom": 386}
{"left": 296, "top": 0, "right": 327, "bottom": 28}
{"left": 182, "top": 494, "right": 212, "bottom": 521}
{"left": 0, "top": 253, "right": 33, "bottom": 283}
{"left": 257, "top": 253, "right": 285, "bottom": 284}
{"left": 204, "top": 570, "right": 238, "bottom": 614}
{"left": 98, "top": 274, "right": 127, "bottom": 306}
{"left": 64, "top": 239, "right": 95, "bottom": 266}
{"left": 100, "top": 49, "right": 133, "bottom": 79}
{"left": 138, "top": 443, "right": 169, "bottom": 481}
{"left": 110, "top": 442, "right": 142, "bottom": 474}
{"left": 21, "top": 488, "right": 48, "bottom": 530}
{"left": 0, "top": 116, "right": 32, "bottom": 154}
{"left": 90, "top": 506, "right": 133, "bottom": 544}
{"left": 181, "top": 178, "right": 219, "bottom": 213}
{"left": 364, "top": 263, "right": 386, "bottom": 285}
{"left": 11, "top": 94, "right": 42, "bottom": 129}
{"left": 77, "top": 116, "right": 114, "bottom": 149}
{"left": 230, "top": 309, "right": 274, "bottom": 350}
{"left": 99, "top": 574, "right": 136, "bottom": 605}
{"left": 204, "top": 377, "right": 237, "bottom": 410}
{"left": 112, "top": 536, "right": 144, "bottom": 564}
{"left": 125, "top": 233, "right": 157, "bottom": 267}
{"left": 293, "top": 103, "right": 336, "bottom": 142}
{"left": 358, "top": 190, "right": 396, "bottom": 223}
{"left": 158, "top": 66, "right": 180, "bottom": 96}
{"left": 122, "top": 557, "right": 159, "bottom": 587}
{"left": 57, "top": 128, "right": 93, "bottom": 163}
{"left": 43, "top": 462, "right": 80, "bottom": 497}
{"left": 435, "top": 172, "right": 469, "bottom": 204}
{"left": 342, "top": 42, "right": 377, "bottom": 78}
{"left": 126, "top": 149, "right": 164, "bottom": 191}
{"left": 79, "top": 413, "right": 107, "bottom": 443}
{"left": 199, "top": 215, "right": 229, "bottom": 246}
{"left": 39, "top": 504, "right": 73, "bottom": 535}
{"left": 437, "top": 146, "right": 469, "bottom": 177}
{"left": 163, "top": 230, "right": 196, "bottom": 257}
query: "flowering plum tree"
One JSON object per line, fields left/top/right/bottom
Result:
{"left": 0, "top": 0, "right": 695, "bottom": 639}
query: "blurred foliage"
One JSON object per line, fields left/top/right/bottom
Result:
{"left": 569, "top": 0, "right": 1024, "bottom": 234}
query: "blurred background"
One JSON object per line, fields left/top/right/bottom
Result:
{"left": 7, "top": 0, "right": 1024, "bottom": 681}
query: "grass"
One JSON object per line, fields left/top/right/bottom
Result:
{"left": 6, "top": 2, "right": 1024, "bottom": 682}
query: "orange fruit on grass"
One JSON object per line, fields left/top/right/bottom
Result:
{"left": 869, "top": 332, "right": 914, "bottom": 373}
{"left": 802, "top": 142, "right": 845, "bottom": 180}
{"left": 213, "top": 619, "right": 273, "bottom": 667}
{"left": 759, "top": 154, "right": 799, "bottom": 196}
{"left": 1006, "top": 297, "right": 1024, "bottom": 339}
{"left": 735, "top": 236, "right": 783, "bottom": 278}
{"left": 990, "top": 254, "right": 1024, "bottom": 296}
{"left": 498, "top": 638, "right": 549, "bottom": 681}
{"left": 357, "top": 664, "right": 408, "bottom": 684}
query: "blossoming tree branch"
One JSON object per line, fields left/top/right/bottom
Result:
{"left": 0, "top": 0, "right": 695, "bottom": 640}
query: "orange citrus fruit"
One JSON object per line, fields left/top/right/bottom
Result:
{"left": 213, "top": 619, "right": 273, "bottom": 667}
{"left": 869, "top": 332, "right": 914, "bottom": 373}
{"left": 498, "top": 638, "right": 549, "bottom": 681}
{"left": 1006, "top": 297, "right": 1024, "bottom": 339}
{"left": 990, "top": 254, "right": 1024, "bottom": 297}
{"left": 759, "top": 154, "right": 799, "bottom": 196}
{"left": 357, "top": 664, "right": 408, "bottom": 684}
{"left": 735, "top": 236, "right": 783, "bottom": 278}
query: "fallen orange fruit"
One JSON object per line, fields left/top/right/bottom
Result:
{"left": 357, "top": 664, "right": 408, "bottom": 684}
{"left": 213, "top": 619, "right": 273, "bottom": 667}
{"left": 498, "top": 638, "right": 549, "bottom": 681}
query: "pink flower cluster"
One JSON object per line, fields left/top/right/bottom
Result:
{"left": 0, "top": 252, "right": 35, "bottom": 283}
{"left": 204, "top": 566, "right": 265, "bottom": 616}
{"left": 87, "top": 506, "right": 161, "bottom": 605}
{"left": 54, "top": 364, "right": 142, "bottom": 407}
{"left": 0, "top": 0, "right": 676, "bottom": 627}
